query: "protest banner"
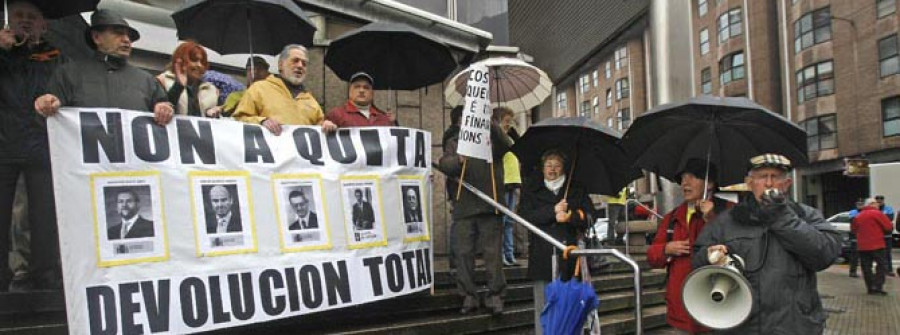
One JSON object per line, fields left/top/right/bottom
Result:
{"left": 456, "top": 63, "right": 493, "bottom": 162}
{"left": 47, "top": 108, "right": 433, "bottom": 334}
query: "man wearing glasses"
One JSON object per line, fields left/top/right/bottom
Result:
{"left": 692, "top": 154, "right": 841, "bottom": 334}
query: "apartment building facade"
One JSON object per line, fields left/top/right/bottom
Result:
{"left": 546, "top": 0, "right": 900, "bottom": 217}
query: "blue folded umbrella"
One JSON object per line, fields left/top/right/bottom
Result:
{"left": 540, "top": 276, "right": 599, "bottom": 335}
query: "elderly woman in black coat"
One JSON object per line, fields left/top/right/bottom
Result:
{"left": 518, "top": 149, "right": 592, "bottom": 333}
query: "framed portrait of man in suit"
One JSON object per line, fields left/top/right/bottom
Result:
{"left": 398, "top": 176, "right": 430, "bottom": 242}
{"left": 201, "top": 184, "right": 244, "bottom": 235}
{"left": 272, "top": 174, "right": 331, "bottom": 252}
{"left": 189, "top": 171, "right": 256, "bottom": 257}
{"left": 91, "top": 171, "right": 168, "bottom": 267}
{"left": 340, "top": 176, "right": 386, "bottom": 249}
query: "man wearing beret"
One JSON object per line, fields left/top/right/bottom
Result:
{"left": 693, "top": 154, "right": 842, "bottom": 334}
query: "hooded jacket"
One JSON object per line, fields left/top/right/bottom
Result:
{"left": 232, "top": 74, "right": 324, "bottom": 126}
{"left": 693, "top": 196, "right": 841, "bottom": 334}
{"left": 647, "top": 200, "right": 728, "bottom": 333}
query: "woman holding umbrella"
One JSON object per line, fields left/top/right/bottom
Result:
{"left": 647, "top": 158, "right": 730, "bottom": 334}
{"left": 518, "top": 149, "right": 592, "bottom": 332}
{"left": 156, "top": 41, "right": 221, "bottom": 118}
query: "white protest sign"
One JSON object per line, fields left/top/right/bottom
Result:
{"left": 456, "top": 63, "right": 494, "bottom": 162}
{"left": 47, "top": 108, "right": 433, "bottom": 334}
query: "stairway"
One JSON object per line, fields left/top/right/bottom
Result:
{"left": 0, "top": 248, "right": 667, "bottom": 334}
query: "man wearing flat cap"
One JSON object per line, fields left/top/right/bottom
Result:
{"left": 325, "top": 72, "right": 396, "bottom": 127}
{"left": 34, "top": 9, "right": 172, "bottom": 125}
{"left": 692, "top": 154, "right": 841, "bottom": 334}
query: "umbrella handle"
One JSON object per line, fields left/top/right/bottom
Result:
{"left": 563, "top": 150, "right": 578, "bottom": 198}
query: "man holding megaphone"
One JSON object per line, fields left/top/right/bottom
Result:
{"left": 690, "top": 154, "right": 842, "bottom": 334}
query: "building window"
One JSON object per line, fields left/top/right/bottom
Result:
{"left": 699, "top": 28, "right": 710, "bottom": 55}
{"left": 883, "top": 96, "right": 900, "bottom": 136}
{"left": 607, "top": 117, "right": 614, "bottom": 128}
{"left": 803, "top": 115, "right": 837, "bottom": 151}
{"left": 580, "top": 75, "right": 590, "bottom": 93}
{"left": 794, "top": 7, "right": 831, "bottom": 53}
{"left": 606, "top": 89, "right": 612, "bottom": 107}
{"left": 580, "top": 101, "right": 591, "bottom": 117}
{"left": 698, "top": 0, "right": 708, "bottom": 17}
{"left": 879, "top": 35, "right": 899, "bottom": 77}
{"left": 557, "top": 92, "right": 567, "bottom": 112}
{"left": 616, "top": 78, "right": 630, "bottom": 100}
{"left": 796, "top": 61, "right": 834, "bottom": 103}
{"left": 592, "top": 96, "right": 600, "bottom": 116}
{"left": 615, "top": 47, "right": 628, "bottom": 69}
{"left": 605, "top": 62, "right": 611, "bottom": 78}
{"left": 701, "top": 67, "right": 712, "bottom": 94}
{"left": 717, "top": 7, "right": 743, "bottom": 44}
{"left": 719, "top": 51, "right": 745, "bottom": 84}
{"left": 878, "top": 0, "right": 896, "bottom": 18}
{"left": 592, "top": 70, "right": 599, "bottom": 87}
{"left": 617, "top": 108, "right": 631, "bottom": 130}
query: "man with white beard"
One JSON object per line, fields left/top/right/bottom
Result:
{"left": 233, "top": 44, "right": 337, "bottom": 135}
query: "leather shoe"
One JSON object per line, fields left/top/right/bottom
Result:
{"left": 485, "top": 295, "right": 503, "bottom": 316}
{"left": 460, "top": 295, "right": 479, "bottom": 314}
{"left": 868, "top": 289, "right": 888, "bottom": 296}
{"left": 887, "top": 271, "right": 896, "bottom": 277}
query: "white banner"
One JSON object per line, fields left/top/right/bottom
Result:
{"left": 47, "top": 108, "right": 433, "bottom": 334}
{"left": 456, "top": 63, "right": 494, "bottom": 162}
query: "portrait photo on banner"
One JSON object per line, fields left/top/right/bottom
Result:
{"left": 189, "top": 171, "right": 257, "bottom": 257}
{"left": 91, "top": 171, "right": 168, "bottom": 266}
{"left": 340, "top": 177, "right": 386, "bottom": 248}
{"left": 271, "top": 174, "right": 331, "bottom": 252}
{"left": 398, "top": 176, "right": 430, "bottom": 242}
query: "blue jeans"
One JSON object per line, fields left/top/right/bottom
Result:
{"left": 502, "top": 190, "right": 519, "bottom": 262}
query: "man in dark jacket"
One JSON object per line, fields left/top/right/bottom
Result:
{"left": 852, "top": 198, "right": 893, "bottom": 295}
{"left": 693, "top": 154, "right": 841, "bottom": 334}
{"left": 439, "top": 111, "right": 512, "bottom": 316}
{"left": 33, "top": 9, "right": 172, "bottom": 123}
{"left": 0, "top": 0, "right": 68, "bottom": 291}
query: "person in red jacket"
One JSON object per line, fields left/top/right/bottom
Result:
{"left": 325, "top": 72, "right": 396, "bottom": 127}
{"left": 851, "top": 198, "right": 894, "bottom": 295}
{"left": 648, "top": 159, "right": 729, "bottom": 333}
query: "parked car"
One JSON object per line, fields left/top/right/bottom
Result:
{"left": 826, "top": 211, "right": 852, "bottom": 263}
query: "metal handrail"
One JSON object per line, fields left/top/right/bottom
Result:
{"left": 434, "top": 164, "right": 643, "bottom": 334}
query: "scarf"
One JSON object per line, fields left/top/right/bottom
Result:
{"left": 544, "top": 175, "right": 566, "bottom": 195}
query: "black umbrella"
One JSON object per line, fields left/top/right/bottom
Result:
{"left": 171, "top": 0, "right": 316, "bottom": 56}
{"left": 511, "top": 116, "right": 642, "bottom": 196}
{"left": 324, "top": 21, "right": 457, "bottom": 90}
{"left": 620, "top": 96, "right": 807, "bottom": 187}
{"left": 3, "top": 0, "right": 98, "bottom": 21}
